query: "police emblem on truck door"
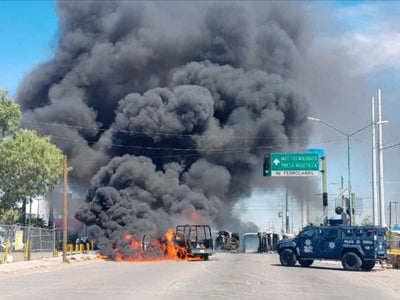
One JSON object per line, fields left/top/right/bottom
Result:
{"left": 304, "top": 239, "right": 313, "bottom": 253}
{"left": 298, "top": 228, "right": 318, "bottom": 258}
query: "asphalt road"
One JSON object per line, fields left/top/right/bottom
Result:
{"left": 0, "top": 253, "right": 399, "bottom": 300}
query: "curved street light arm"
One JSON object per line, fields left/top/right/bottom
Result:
{"left": 349, "top": 122, "right": 374, "bottom": 137}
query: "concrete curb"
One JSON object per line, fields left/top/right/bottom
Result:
{"left": 0, "top": 253, "right": 99, "bottom": 276}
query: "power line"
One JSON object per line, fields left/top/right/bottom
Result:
{"left": 22, "top": 120, "right": 310, "bottom": 141}
{"left": 22, "top": 120, "right": 385, "bottom": 152}
{"left": 49, "top": 134, "right": 276, "bottom": 152}
{"left": 23, "top": 120, "right": 354, "bottom": 146}
{"left": 383, "top": 142, "right": 400, "bottom": 150}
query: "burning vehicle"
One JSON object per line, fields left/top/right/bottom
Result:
{"left": 173, "top": 225, "right": 214, "bottom": 261}
{"left": 109, "top": 225, "right": 214, "bottom": 262}
{"left": 215, "top": 231, "right": 240, "bottom": 253}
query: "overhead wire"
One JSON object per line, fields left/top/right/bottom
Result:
{"left": 22, "top": 120, "right": 354, "bottom": 152}
{"left": 22, "top": 120, "right": 309, "bottom": 141}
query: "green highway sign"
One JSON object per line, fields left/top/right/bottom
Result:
{"left": 270, "top": 153, "right": 319, "bottom": 176}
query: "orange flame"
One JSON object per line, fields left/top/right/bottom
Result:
{"left": 99, "top": 228, "right": 206, "bottom": 262}
{"left": 182, "top": 209, "right": 205, "bottom": 224}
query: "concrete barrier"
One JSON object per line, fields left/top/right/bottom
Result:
{"left": 387, "top": 253, "right": 400, "bottom": 269}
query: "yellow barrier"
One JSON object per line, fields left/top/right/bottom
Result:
{"left": 80, "top": 244, "right": 84, "bottom": 253}
{"left": 54, "top": 249, "right": 59, "bottom": 257}
{"left": 388, "top": 249, "right": 400, "bottom": 254}
{"left": 86, "top": 243, "right": 90, "bottom": 252}
{"left": 68, "top": 244, "right": 73, "bottom": 255}
{"left": 4, "top": 240, "right": 9, "bottom": 263}
{"left": 75, "top": 244, "right": 79, "bottom": 253}
{"left": 24, "top": 240, "right": 30, "bottom": 261}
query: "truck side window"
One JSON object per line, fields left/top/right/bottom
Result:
{"left": 301, "top": 228, "right": 316, "bottom": 238}
{"left": 325, "top": 229, "right": 338, "bottom": 238}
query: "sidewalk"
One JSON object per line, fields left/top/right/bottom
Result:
{"left": 0, "top": 252, "right": 99, "bottom": 276}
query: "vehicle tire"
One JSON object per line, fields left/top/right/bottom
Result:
{"left": 298, "top": 259, "right": 314, "bottom": 267}
{"left": 280, "top": 249, "right": 297, "bottom": 266}
{"left": 361, "top": 260, "right": 375, "bottom": 271}
{"left": 341, "top": 252, "right": 362, "bottom": 271}
{"left": 177, "top": 249, "right": 186, "bottom": 260}
{"left": 230, "top": 237, "right": 239, "bottom": 252}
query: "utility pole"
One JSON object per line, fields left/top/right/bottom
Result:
{"left": 378, "top": 89, "right": 386, "bottom": 226}
{"left": 372, "top": 96, "right": 379, "bottom": 225}
{"left": 389, "top": 202, "right": 392, "bottom": 230}
{"left": 63, "top": 155, "right": 68, "bottom": 263}
{"left": 291, "top": 197, "right": 294, "bottom": 233}
{"left": 285, "top": 188, "right": 289, "bottom": 234}
{"left": 341, "top": 176, "right": 345, "bottom": 208}
{"left": 28, "top": 197, "right": 32, "bottom": 261}
{"left": 394, "top": 201, "right": 399, "bottom": 226}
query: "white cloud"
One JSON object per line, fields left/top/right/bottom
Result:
{"left": 317, "top": 32, "right": 400, "bottom": 74}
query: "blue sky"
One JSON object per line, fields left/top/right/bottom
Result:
{"left": 0, "top": 0, "right": 57, "bottom": 97}
{"left": 1, "top": 1, "right": 400, "bottom": 231}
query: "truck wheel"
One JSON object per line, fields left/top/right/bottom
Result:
{"left": 298, "top": 259, "right": 313, "bottom": 267}
{"left": 342, "top": 252, "right": 362, "bottom": 271}
{"left": 361, "top": 260, "right": 375, "bottom": 271}
{"left": 280, "top": 249, "right": 296, "bottom": 266}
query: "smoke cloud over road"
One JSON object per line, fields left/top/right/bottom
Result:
{"left": 18, "top": 1, "right": 312, "bottom": 258}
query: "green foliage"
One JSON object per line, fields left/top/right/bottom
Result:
{"left": 0, "top": 129, "right": 64, "bottom": 199}
{"left": 30, "top": 217, "right": 45, "bottom": 227}
{"left": 0, "top": 89, "right": 21, "bottom": 138}
{"left": 386, "top": 230, "right": 397, "bottom": 241}
{"left": 0, "top": 89, "right": 65, "bottom": 224}
{"left": 360, "top": 216, "right": 373, "bottom": 226}
{"left": 0, "top": 207, "right": 19, "bottom": 224}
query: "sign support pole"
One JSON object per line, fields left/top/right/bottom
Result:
{"left": 322, "top": 156, "right": 328, "bottom": 225}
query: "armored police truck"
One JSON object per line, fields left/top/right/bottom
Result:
{"left": 277, "top": 225, "right": 387, "bottom": 271}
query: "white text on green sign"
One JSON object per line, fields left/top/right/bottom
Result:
{"left": 270, "top": 153, "right": 319, "bottom": 176}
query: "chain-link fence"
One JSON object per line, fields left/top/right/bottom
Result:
{"left": 388, "top": 238, "right": 400, "bottom": 250}
{"left": 0, "top": 224, "right": 55, "bottom": 262}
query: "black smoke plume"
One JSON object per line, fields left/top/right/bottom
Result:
{"left": 18, "top": 1, "right": 311, "bottom": 259}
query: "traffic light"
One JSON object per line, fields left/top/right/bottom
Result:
{"left": 344, "top": 197, "right": 354, "bottom": 215}
{"left": 263, "top": 155, "right": 271, "bottom": 177}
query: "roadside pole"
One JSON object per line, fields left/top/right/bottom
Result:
{"left": 63, "top": 155, "right": 68, "bottom": 263}
{"left": 322, "top": 156, "right": 328, "bottom": 225}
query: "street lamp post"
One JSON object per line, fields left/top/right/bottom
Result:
{"left": 307, "top": 117, "right": 378, "bottom": 225}
{"left": 394, "top": 201, "right": 399, "bottom": 226}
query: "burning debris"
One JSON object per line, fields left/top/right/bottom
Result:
{"left": 215, "top": 231, "right": 240, "bottom": 253}
{"left": 18, "top": 1, "right": 312, "bottom": 260}
{"left": 113, "top": 230, "right": 184, "bottom": 262}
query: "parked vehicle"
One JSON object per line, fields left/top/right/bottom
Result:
{"left": 277, "top": 225, "right": 387, "bottom": 271}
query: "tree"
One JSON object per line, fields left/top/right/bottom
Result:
{"left": 0, "top": 129, "right": 64, "bottom": 223}
{"left": 0, "top": 89, "right": 21, "bottom": 138}
{"left": 360, "top": 216, "right": 373, "bottom": 226}
{"left": 0, "top": 89, "right": 65, "bottom": 225}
